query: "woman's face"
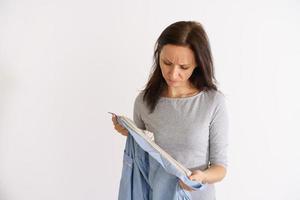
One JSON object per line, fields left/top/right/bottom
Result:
{"left": 159, "top": 44, "right": 197, "bottom": 88}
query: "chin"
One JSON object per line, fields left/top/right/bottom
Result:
{"left": 167, "top": 82, "right": 181, "bottom": 87}
{"left": 166, "top": 80, "right": 176, "bottom": 85}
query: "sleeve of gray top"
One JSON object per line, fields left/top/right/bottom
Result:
{"left": 209, "top": 94, "right": 229, "bottom": 168}
{"left": 133, "top": 93, "right": 146, "bottom": 130}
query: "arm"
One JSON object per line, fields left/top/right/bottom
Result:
{"left": 180, "top": 94, "right": 229, "bottom": 190}
{"left": 205, "top": 93, "right": 229, "bottom": 183}
{"left": 189, "top": 164, "right": 226, "bottom": 184}
{"left": 133, "top": 92, "right": 146, "bottom": 130}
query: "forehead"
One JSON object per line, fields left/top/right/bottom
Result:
{"left": 160, "top": 44, "right": 195, "bottom": 63}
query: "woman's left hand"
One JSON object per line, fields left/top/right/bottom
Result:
{"left": 178, "top": 170, "right": 207, "bottom": 191}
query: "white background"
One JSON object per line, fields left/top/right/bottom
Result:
{"left": 1, "top": 0, "right": 300, "bottom": 199}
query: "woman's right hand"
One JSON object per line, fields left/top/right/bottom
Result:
{"left": 111, "top": 115, "right": 129, "bottom": 136}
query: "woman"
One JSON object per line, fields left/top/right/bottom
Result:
{"left": 112, "top": 21, "right": 229, "bottom": 200}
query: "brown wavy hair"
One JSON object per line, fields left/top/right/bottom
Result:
{"left": 140, "top": 21, "right": 218, "bottom": 114}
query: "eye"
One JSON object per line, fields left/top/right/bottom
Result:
{"left": 163, "top": 61, "right": 172, "bottom": 66}
{"left": 180, "top": 66, "right": 189, "bottom": 70}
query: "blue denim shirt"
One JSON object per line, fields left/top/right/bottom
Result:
{"left": 114, "top": 113, "right": 205, "bottom": 200}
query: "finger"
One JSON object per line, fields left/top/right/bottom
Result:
{"left": 116, "top": 127, "right": 128, "bottom": 135}
{"left": 189, "top": 175, "right": 197, "bottom": 181}
{"left": 121, "top": 129, "right": 129, "bottom": 135}
{"left": 178, "top": 181, "right": 185, "bottom": 189}
{"left": 120, "top": 130, "right": 129, "bottom": 136}
{"left": 112, "top": 115, "right": 117, "bottom": 125}
{"left": 114, "top": 125, "right": 122, "bottom": 131}
{"left": 183, "top": 185, "right": 193, "bottom": 191}
{"left": 182, "top": 181, "right": 194, "bottom": 191}
{"left": 115, "top": 123, "right": 125, "bottom": 130}
{"left": 179, "top": 180, "right": 193, "bottom": 191}
{"left": 115, "top": 125, "right": 128, "bottom": 135}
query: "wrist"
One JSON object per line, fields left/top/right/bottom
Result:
{"left": 201, "top": 172, "right": 209, "bottom": 184}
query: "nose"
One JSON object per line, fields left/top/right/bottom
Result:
{"left": 169, "top": 66, "right": 179, "bottom": 80}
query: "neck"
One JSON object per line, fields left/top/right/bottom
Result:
{"left": 162, "top": 83, "right": 199, "bottom": 98}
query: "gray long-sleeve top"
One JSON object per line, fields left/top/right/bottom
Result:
{"left": 133, "top": 89, "right": 229, "bottom": 200}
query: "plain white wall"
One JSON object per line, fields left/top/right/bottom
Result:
{"left": 1, "top": 0, "right": 299, "bottom": 199}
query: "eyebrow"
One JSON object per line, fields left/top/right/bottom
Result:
{"left": 162, "top": 58, "right": 189, "bottom": 66}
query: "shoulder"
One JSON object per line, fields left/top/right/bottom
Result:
{"left": 133, "top": 90, "right": 146, "bottom": 108}
{"left": 204, "top": 89, "right": 227, "bottom": 107}
{"left": 134, "top": 90, "right": 145, "bottom": 102}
